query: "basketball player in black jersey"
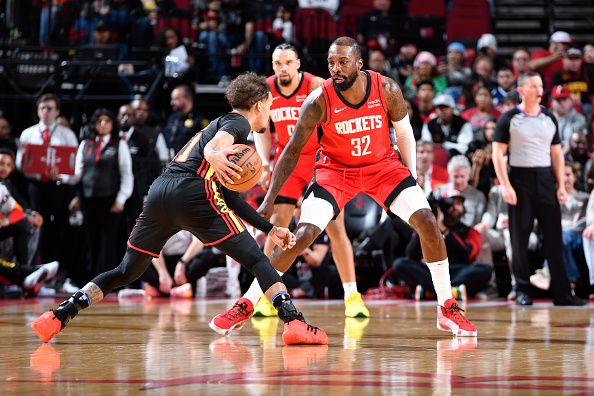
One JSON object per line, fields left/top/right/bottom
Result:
{"left": 32, "top": 73, "right": 328, "bottom": 345}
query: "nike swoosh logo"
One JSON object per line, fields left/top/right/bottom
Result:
{"left": 334, "top": 107, "right": 347, "bottom": 113}
{"left": 272, "top": 96, "right": 280, "bottom": 101}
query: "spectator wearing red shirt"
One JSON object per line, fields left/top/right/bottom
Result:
{"left": 529, "top": 31, "right": 573, "bottom": 89}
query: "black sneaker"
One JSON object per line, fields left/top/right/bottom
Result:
{"left": 516, "top": 292, "right": 533, "bottom": 306}
{"left": 553, "top": 295, "right": 587, "bottom": 306}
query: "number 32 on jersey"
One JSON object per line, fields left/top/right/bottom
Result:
{"left": 351, "top": 135, "right": 371, "bottom": 157}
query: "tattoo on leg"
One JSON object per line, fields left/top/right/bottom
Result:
{"left": 82, "top": 283, "right": 104, "bottom": 304}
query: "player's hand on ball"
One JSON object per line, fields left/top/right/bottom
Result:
{"left": 259, "top": 167, "right": 271, "bottom": 191}
{"left": 269, "top": 226, "right": 296, "bottom": 250}
{"left": 210, "top": 146, "right": 243, "bottom": 185}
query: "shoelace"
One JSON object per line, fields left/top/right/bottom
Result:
{"left": 294, "top": 312, "right": 320, "bottom": 335}
{"left": 223, "top": 301, "right": 249, "bottom": 321}
{"left": 445, "top": 303, "right": 471, "bottom": 324}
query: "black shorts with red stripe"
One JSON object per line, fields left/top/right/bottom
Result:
{"left": 127, "top": 172, "right": 246, "bottom": 258}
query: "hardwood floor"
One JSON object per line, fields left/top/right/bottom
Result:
{"left": 1, "top": 297, "right": 593, "bottom": 395}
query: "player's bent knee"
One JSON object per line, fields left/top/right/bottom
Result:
{"left": 389, "top": 185, "right": 431, "bottom": 224}
{"left": 294, "top": 222, "right": 323, "bottom": 249}
{"left": 299, "top": 193, "right": 335, "bottom": 231}
{"left": 409, "top": 209, "right": 442, "bottom": 242}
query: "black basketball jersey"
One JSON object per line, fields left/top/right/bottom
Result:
{"left": 166, "top": 112, "right": 251, "bottom": 178}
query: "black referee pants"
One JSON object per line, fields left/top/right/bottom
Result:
{"left": 508, "top": 167, "right": 571, "bottom": 298}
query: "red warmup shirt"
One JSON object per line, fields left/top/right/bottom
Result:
{"left": 267, "top": 71, "right": 319, "bottom": 154}
{"left": 319, "top": 70, "right": 395, "bottom": 167}
{"left": 531, "top": 48, "right": 564, "bottom": 88}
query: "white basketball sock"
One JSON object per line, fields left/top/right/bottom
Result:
{"left": 243, "top": 269, "right": 284, "bottom": 307}
{"left": 343, "top": 282, "right": 358, "bottom": 300}
{"left": 427, "top": 258, "right": 453, "bottom": 306}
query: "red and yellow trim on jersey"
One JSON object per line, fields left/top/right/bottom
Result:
{"left": 203, "top": 165, "right": 245, "bottom": 241}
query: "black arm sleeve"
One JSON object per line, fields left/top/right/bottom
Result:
{"left": 493, "top": 109, "right": 516, "bottom": 143}
{"left": 221, "top": 186, "right": 274, "bottom": 234}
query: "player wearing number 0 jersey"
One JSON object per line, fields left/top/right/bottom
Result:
{"left": 257, "top": 37, "right": 477, "bottom": 337}
{"left": 266, "top": 70, "right": 320, "bottom": 202}
{"left": 244, "top": 44, "right": 369, "bottom": 321}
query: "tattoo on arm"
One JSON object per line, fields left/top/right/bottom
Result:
{"left": 382, "top": 76, "right": 408, "bottom": 122}
{"left": 268, "top": 92, "right": 324, "bottom": 199}
{"left": 83, "top": 282, "right": 105, "bottom": 304}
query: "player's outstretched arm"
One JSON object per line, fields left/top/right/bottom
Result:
{"left": 221, "top": 186, "right": 275, "bottom": 234}
{"left": 382, "top": 76, "right": 418, "bottom": 179}
{"left": 260, "top": 88, "right": 325, "bottom": 216}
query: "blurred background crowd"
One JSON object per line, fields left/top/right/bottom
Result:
{"left": 1, "top": 0, "right": 594, "bottom": 302}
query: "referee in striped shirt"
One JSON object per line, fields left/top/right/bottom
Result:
{"left": 492, "top": 72, "right": 586, "bottom": 306}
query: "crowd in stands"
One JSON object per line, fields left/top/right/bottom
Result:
{"left": 1, "top": 0, "right": 594, "bottom": 302}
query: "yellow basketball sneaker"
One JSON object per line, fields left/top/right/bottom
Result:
{"left": 344, "top": 317, "right": 370, "bottom": 341}
{"left": 251, "top": 317, "right": 280, "bottom": 348}
{"left": 253, "top": 296, "right": 277, "bottom": 317}
{"left": 344, "top": 292, "right": 370, "bottom": 318}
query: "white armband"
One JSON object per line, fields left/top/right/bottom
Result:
{"left": 392, "top": 114, "right": 417, "bottom": 179}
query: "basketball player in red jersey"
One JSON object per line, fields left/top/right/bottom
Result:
{"left": 245, "top": 43, "right": 369, "bottom": 319}
{"left": 214, "top": 37, "right": 477, "bottom": 337}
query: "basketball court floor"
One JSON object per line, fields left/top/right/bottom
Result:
{"left": 1, "top": 297, "right": 593, "bottom": 394}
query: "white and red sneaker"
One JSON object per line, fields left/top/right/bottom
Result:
{"left": 209, "top": 298, "right": 254, "bottom": 336}
{"left": 437, "top": 298, "right": 477, "bottom": 337}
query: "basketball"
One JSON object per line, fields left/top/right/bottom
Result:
{"left": 220, "top": 144, "right": 262, "bottom": 192}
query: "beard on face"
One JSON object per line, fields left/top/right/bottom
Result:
{"left": 444, "top": 210, "right": 463, "bottom": 227}
{"left": 278, "top": 74, "right": 293, "bottom": 87}
{"left": 333, "top": 70, "right": 358, "bottom": 91}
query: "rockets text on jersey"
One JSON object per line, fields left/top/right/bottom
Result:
{"left": 320, "top": 70, "right": 394, "bottom": 166}
{"left": 267, "top": 72, "right": 320, "bottom": 153}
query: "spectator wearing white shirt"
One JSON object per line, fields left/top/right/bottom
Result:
{"left": 17, "top": 93, "right": 79, "bottom": 268}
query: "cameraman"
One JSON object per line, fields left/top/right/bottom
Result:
{"left": 392, "top": 190, "right": 492, "bottom": 300}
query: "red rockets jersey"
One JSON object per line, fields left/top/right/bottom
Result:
{"left": 320, "top": 70, "right": 395, "bottom": 166}
{"left": 267, "top": 71, "right": 320, "bottom": 154}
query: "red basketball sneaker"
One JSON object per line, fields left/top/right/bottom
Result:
{"left": 437, "top": 298, "right": 477, "bottom": 337}
{"left": 282, "top": 315, "right": 328, "bottom": 345}
{"left": 32, "top": 311, "right": 64, "bottom": 343}
{"left": 209, "top": 298, "right": 254, "bottom": 336}
{"left": 282, "top": 345, "right": 329, "bottom": 370}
